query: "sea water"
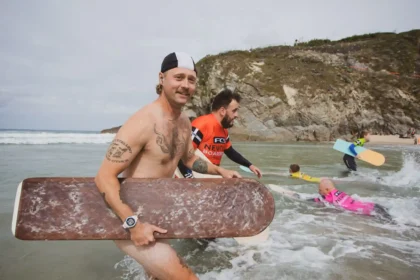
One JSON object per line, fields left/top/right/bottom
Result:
{"left": 1, "top": 130, "right": 419, "bottom": 279}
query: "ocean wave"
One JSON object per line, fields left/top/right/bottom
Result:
{"left": 0, "top": 130, "right": 115, "bottom": 144}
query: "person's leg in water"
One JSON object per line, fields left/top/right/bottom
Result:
{"left": 374, "top": 204, "right": 393, "bottom": 222}
{"left": 343, "top": 154, "right": 357, "bottom": 171}
{"left": 114, "top": 240, "right": 198, "bottom": 280}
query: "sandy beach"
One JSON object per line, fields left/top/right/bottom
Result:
{"left": 369, "top": 135, "right": 420, "bottom": 145}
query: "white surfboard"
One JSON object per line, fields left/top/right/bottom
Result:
{"left": 267, "top": 184, "right": 301, "bottom": 200}
{"left": 174, "top": 149, "right": 270, "bottom": 245}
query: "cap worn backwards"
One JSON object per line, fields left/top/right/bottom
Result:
{"left": 161, "top": 52, "right": 197, "bottom": 74}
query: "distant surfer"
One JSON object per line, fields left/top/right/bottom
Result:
{"left": 288, "top": 164, "right": 321, "bottom": 183}
{"left": 343, "top": 130, "right": 371, "bottom": 171}
{"left": 177, "top": 88, "right": 262, "bottom": 179}
{"left": 95, "top": 52, "right": 241, "bottom": 280}
{"left": 308, "top": 179, "right": 392, "bottom": 221}
{"left": 399, "top": 127, "right": 416, "bottom": 138}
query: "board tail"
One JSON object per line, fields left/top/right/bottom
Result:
{"left": 180, "top": 151, "right": 271, "bottom": 244}
{"left": 11, "top": 182, "right": 23, "bottom": 236}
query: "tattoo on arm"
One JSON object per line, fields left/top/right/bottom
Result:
{"left": 106, "top": 139, "right": 132, "bottom": 163}
{"left": 192, "top": 158, "right": 208, "bottom": 173}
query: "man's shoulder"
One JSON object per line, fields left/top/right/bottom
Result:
{"left": 191, "top": 114, "right": 213, "bottom": 128}
{"left": 179, "top": 112, "right": 192, "bottom": 127}
{"left": 121, "top": 103, "right": 158, "bottom": 130}
{"left": 191, "top": 114, "right": 212, "bottom": 122}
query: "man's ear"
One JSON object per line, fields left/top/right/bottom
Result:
{"left": 219, "top": 107, "right": 226, "bottom": 117}
{"left": 159, "top": 72, "right": 164, "bottom": 84}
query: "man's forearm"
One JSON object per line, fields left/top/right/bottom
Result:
{"left": 95, "top": 175, "right": 136, "bottom": 222}
{"left": 184, "top": 156, "right": 220, "bottom": 175}
{"left": 224, "top": 146, "right": 252, "bottom": 167}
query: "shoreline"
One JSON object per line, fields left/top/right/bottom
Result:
{"left": 364, "top": 135, "right": 419, "bottom": 146}
{"left": 232, "top": 134, "right": 420, "bottom": 146}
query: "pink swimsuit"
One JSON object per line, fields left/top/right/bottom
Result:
{"left": 323, "top": 189, "right": 375, "bottom": 215}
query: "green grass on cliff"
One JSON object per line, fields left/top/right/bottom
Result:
{"left": 198, "top": 30, "right": 420, "bottom": 76}
{"left": 193, "top": 30, "right": 420, "bottom": 127}
{"left": 196, "top": 29, "right": 420, "bottom": 100}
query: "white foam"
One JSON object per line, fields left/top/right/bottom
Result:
{"left": 113, "top": 203, "right": 419, "bottom": 279}
{"left": 328, "top": 239, "right": 369, "bottom": 258}
{"left": 114, "top": 255, "right": 146, "bottom": 280}
{"left": 111, "top": 148, "right": 420, "bottom": 279}
{"left": 378, "top": 152, "right": 420, "bottom": 188}
{"left": 369, "top": 196, "right": 420, "bottom": 227}
{"left": 338, "top": 151, "right": 420, "bottom": 188}
{"left": 0, "top": 130, "right": 115, "bottom": 145}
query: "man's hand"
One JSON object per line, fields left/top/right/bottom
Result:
{"left": 217, "top": 167, "right": 242, "bottom": 178}
{"left": 356, "top": 154, "right": 361, "bottom": 159}
{"left": 129, "top": 222, "right": 167, "bottom": 246}
{"left": 249, "top": 165, "right": 262, "bottom": 178}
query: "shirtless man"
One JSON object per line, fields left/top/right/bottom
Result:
{"left": 94, "top": 52, "right": 241, "bottom": 280}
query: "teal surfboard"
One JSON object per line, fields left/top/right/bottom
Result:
{"left": 332, "top": 139, "right": 385, "bottom": 166}
{"left": 239, "top": 165, "right": 253, "bottom": 173}
{"left": 333, "top": 139, "right": 366, "bottom": 156}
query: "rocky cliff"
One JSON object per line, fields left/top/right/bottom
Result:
{"left": 102, "top": 30, "right": 420, "bottom": 142}
{"left": 184, "top": 30, "right": 420, "bottom": 142}
{"left": 100, "top": 126, "right": 121, "bottom": 134}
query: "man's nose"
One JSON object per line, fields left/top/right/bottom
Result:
{"left": 180, "top": 78, "right": 189, "bottom": 88}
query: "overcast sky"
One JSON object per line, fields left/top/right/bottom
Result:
{"left": 1, "top": 0, "right": 419, "bottom": 131}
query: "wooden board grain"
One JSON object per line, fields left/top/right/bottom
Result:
{"left": 12, "top": 177, "right": 275, "bottom": 241}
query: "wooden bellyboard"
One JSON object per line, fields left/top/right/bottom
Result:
{"left": 12, "top": 177, "right": 275, "bottom": 241}
{"left": 174, "top": 149, "right": 271, "bottom": 244}
{"left": 333, "top": 139, "right": 385, "bottom": 166}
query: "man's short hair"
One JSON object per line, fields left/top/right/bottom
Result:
{"left": 211, "top": 89, "right": 241, "bottom": 111}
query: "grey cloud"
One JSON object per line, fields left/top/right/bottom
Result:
{"left": 0, "top": 0, "right": 419, "bottom": 130}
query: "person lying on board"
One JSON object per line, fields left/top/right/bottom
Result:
{"left": 289, "top": 164, "right": 321, "bottom": 183}
{"left": 308, "top": 179, "right": 392, "bottom": 221}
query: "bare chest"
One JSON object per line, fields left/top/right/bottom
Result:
{"left": 145, "top": 122, "right": 190, "bottom": 164}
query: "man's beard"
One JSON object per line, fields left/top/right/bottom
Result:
{"left": 221, "top": 115, "right": 234, "bottom": 128}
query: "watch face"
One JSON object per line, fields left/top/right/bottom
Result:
{"left": 126, "top": 217, "right": 136, "bottom": 227}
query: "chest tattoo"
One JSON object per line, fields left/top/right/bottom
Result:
{"left": 154, "top": 123, "right": 186, "bottom": 159}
